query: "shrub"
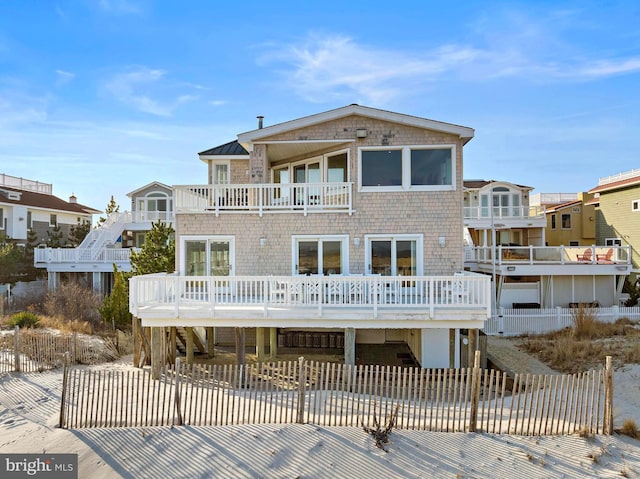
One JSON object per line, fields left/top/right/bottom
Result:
{"left": 619, "top": 418, "right": 639, "bottom": 439}
{"left": 44, "top": 282, "right": 102, "bottom": 327}
{"left": 572, "top": 306, "right": 599, "bottom": 340}
{"left": 7, "top": 311, "right": 40, "bottom": 329}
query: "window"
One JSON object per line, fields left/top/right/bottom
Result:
{"left": 359, "top": 145, "right": 455, "bottom": 191}
{"left": 605, "top": 238, "right": 622, "bottom": 247}
{"left": 49, "top": 214, "right": 57, "bottom": 227}
{"left": 561, "top": 213, "right": 571, "bottom": 229}
{"left": 633, "top": 200, "right": 640, "bottom": 212}
{"left": 182, "top": 236, "right": 234, "bottom": 276}
{"left": 0, "top": 208, "right": 3, "bottom": 229}
{"left": 365, "top": 235, "right": 423, "bottom": 276}
{"left": 26, "top": 211, "right": 32, "bottom": 230}
{"left": 292, "top": 236, "right": 348, "bottom": 275}
{"left": 551, "top": 214, "right": 556, "bottom": 229}
{"left": 569, "top": 241, "right": 579, "bottom": 246}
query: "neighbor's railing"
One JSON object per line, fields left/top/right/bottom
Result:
{"left": 463, "top": 205, "right": 545, "bottom": 220}
{"left": 59, "top": 354, "right": 614, "bottom": 436}
{"left": 466, "top": 245, "right": 631, "bottom": 265}
{"left": 173, "top": 182, "right": 353, "bottom": 216}
{"left": 35, "top": 247, "right": 138, "bottom": 264}
{"left": 129, "top": 274, "right": 492, "bottom": 319}
{"left": 484, "top": 306, "right": 640, "bottom": 336}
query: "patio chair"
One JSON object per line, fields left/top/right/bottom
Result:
{"left": 576, "top": 248, "right": 593, "bottom": 262}
{"left": 596, "top": 248, "right": 614, "bottom": 263}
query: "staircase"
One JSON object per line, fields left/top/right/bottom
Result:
{"left": 78, "top": 212, "right": 131, "bottom": 261}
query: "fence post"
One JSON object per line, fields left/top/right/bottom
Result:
{"left": 556, "top": 306, "right": 562, "bottom": 330}
{"left": 498, "top": 307, "right": 504, "bottom": 335}
{"left": 13, "top": 326, "right": 20, "bottom": 373}
{"left": 296, "top": 357, "right": 306, "bottom": 424}
{"left": 174, "top": 358, "right": 184, "bottom": 426}
{"left": 469, "top": 350, "right": 481, "bottom": 432}
{"left": 604, "top": 356, "right": 614, "bottom": 435}
{"left": 71, "top": 332, "right": 78, "bottom": 363}
{"left": 58, "top": 352, "right": 70, "bottom": 428}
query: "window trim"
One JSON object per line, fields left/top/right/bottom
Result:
{"left": 271, "top": 148, "right": 351, "bottom": 184}
{"left": 605, "top": 238, "right": 622, "bottom": 247}
{"left": 358, "top": 145, "right": 456, "bottom": 192}
{"left": 633, "top": 199, "right": 640, "bottom": 212}
{"left": 561, "top": 213, "right": 572, "bottom": 230}
{"left": 364, "top": 234, "right": 424, "bottom": 276}
{"left": 550, "top": 214, "right": 556, "bottom": 230}
{"left": 180, "top": 235, "right": 235, "bottom": 276}
{"left": 49, "top": 213, "right": 57, "bottom": 227}
{"left": 0, "top": 207, "right": 3, "bottom": 230}
{"left": 291, "top": 235, "right": 349, "bottom": 275}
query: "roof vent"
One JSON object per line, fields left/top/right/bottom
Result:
{"left": 257, "top": 116, "right": 264, "bottom": 129}
{"left": 69, "top": 193, "right": 77, "bottom": 204}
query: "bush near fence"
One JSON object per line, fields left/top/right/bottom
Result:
{"left": 0, "top": 328, "right": 119, "bottom": 374}
{"left": 59, "top": 355, "right": 614, "bottom": 436}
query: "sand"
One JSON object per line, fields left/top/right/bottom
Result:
{"left": 1, "top": 358, "right": 640, "bottom": 478}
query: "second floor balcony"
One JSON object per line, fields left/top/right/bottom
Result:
{"left": 129, "top": 273, "right": 491, "bottom": 328}
{"left": 463, "top": 205, "right": 546, "bottom": 222}
{"left": 174, "top": 182, "right": 353, "bottom": 216}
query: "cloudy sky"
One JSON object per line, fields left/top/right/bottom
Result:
{"left": 1, "top": 0, "right": 639, "bottom": 212}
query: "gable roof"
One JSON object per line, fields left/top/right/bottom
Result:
{"left": 0, "top": 185, "right": 100, "bottom": 215}
{"left": 237, "top": 104, "right": 475, "bottom": 147}
{"left": 127, "top": 181, "right": 172, "bottom": 198}
{"left": 463, "top": 179, "right": 533, "bottom": 191}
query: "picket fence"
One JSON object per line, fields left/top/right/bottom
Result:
{"left": 484, "top": 306, "right": 640, "bottom": 336}
{"left": 0, "top": 328, "right": 119, "bottom": 374}
{"left": 59, "top": 355, "right": 614, "bottom": 436}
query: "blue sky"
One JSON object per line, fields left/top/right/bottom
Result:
{"left": 1, "top": 0, "right": 639, "bottom": 213}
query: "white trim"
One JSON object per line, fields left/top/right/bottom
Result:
{"left": 632, "top": 199, "right": 640, "bottom": 211}
{"left": 291, "top": 235, "right": 349, "bottom": 275}
{"left": 358, "top": 145, "right": 456, "bottom": 192}
{"left": 199, "top": 154, "right": 250, "bottom": 161}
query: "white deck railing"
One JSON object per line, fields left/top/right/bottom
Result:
{"left": 129, "top": 274, "right": 491, "bottom": 319}
{"left": 465, "top": 245, "right": 631, "bottom": 265}
{"left": 35, "top": 247, "right": 137, "bottom": 264}
{"left": 174, "top": 182, "right": 353, "bottom": 216}
{"left": 484, "top": 306, "right": 640, "bottom": 336}
{"left": 463, "top": 205, "right": 545, "bottom": 220}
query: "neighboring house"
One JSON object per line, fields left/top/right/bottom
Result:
{"left": 534, "top": 193, "right": 596, "bottom": 247}
{"left": 464, "top": 180, "right": 630, "bottom": 309}
{"left": 129, "top": 104, "right": 492, "bottom": 369}
{"left": 588, "top": 168, "right": 640, "bottom": 282}
{"left": 0, "top": 173, "right": 98, "bottom": 246}
{"left": 34, "top": 181, "right": 174, "bottom": 293}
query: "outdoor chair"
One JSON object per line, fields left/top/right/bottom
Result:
{"left": 596, "top": 248, "right": 614, "bottom": 263}
{"left": 576, "top": 248, "right": 593, "bottom": 262}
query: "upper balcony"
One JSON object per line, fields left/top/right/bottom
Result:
{"left": 34, "top": 246, "right": 138, "bottom": 272}
{"left": 174, "top": 183, "right": 353, "bottom": 216}
{"left": 129, "top": 273, "right": 491, "bottom": 329}
{"left": 465, "top": 245, "right": 632, "bottom": 276}
{"left": 463, "top": 205, "right": 546, "bottom": 229}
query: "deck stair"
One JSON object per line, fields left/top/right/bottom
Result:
{"left": 77, "top": 212, "right": 131, "bottom": 260}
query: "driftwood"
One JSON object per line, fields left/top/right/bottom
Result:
{"left": 361, "top": 404, "right": 399, "bottom": 452}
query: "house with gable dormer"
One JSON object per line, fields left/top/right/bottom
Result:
{"left": 129, "top": 104, "right": 492, "bottom": 369}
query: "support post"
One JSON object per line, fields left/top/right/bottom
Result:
{"left": 185, "top": 327, "right": 194, "bottom": 365}
{"left": 133, "top": 317, "right": 141, "bottom": 367}
{"left": 604, "top": 355, "right": 614, "bottom": 435}
{"left": 169, "top": 327, "right": 177, "bottom": 364}
{"left": 235, "top": 327, "right": 246, "bottom": 368}
{"left": 13, "top": 326, "right": 20, "bottom": 373}
{"left": 256, "top": 327, "right": 266, "bottom": 362}
{"left": 269, "top": 327, "right": 278, "bottom": 360}
{"left": 344, "top": 328, "right": 356, "bottom": 367}
{"left": 206, "top": 327, "right": 215, "bottom": 359}
{"left": 449, "top": 329, "right": 455, "bottom": 369}
{"left": 151, "top": 327, "right": 164, "bottom": 380}
{"left": 468, "top": 328, "right": 478, "bottom": 368}
{"left": 469, "top": 350, "right": 482, "bottom": 432}
{"left": 296, "top": 356, "right": 306, "bottom": 424}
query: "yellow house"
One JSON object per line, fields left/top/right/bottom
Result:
{"left": 543, "top": 192, "right": 596, "bottom": 247}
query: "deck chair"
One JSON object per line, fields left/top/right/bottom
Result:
{"left": 576, "top": 248, "right": 593, "bottom": 262}
{"left": 596, "top": 248, "right": 614, "bottom": 263}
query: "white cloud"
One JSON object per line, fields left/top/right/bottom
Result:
{"left": 104, "top": 67, "right": 197, "bottom": 116}
{"left": 55, "top": 69, "right": 75, "bottom": 86}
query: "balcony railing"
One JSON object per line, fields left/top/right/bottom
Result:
{"left": 465, "top": 245, "right": 631, "bottom": 266}
{"left": 463, "top": 205, "right": 545, "bottom": 220}
{"left": 174, "top": 183, "right": 353, "bottom": 216}
{"left": 129, "top": 210, "right": 174, "bottom": 223}
{"left": 35, "top": 247, "right": 137, "bottom": 264}
{"left": 129, "top": 274, "right": 491, "bottom": 320}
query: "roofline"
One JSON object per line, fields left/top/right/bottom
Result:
{"left": 126, "top": 181, "right": 173, "bottom": 198}
{"left": 588, "top": 176, "right": 640, "bottom": 194}
{"left": 198, "top": 154, "right": 250, "bottom": 163}
{"left": 237, "top": 104, "right": 475, "bottom": 146}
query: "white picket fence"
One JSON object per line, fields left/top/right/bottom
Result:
{"left": 484, "top": 306, "right": 640, "bottom": 336}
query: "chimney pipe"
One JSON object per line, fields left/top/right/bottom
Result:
{"left": 257, "top": 116, "right": 264, "bottom": 129}
{"left": 69, "top": 193, "right": 77, "bottom": 204}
